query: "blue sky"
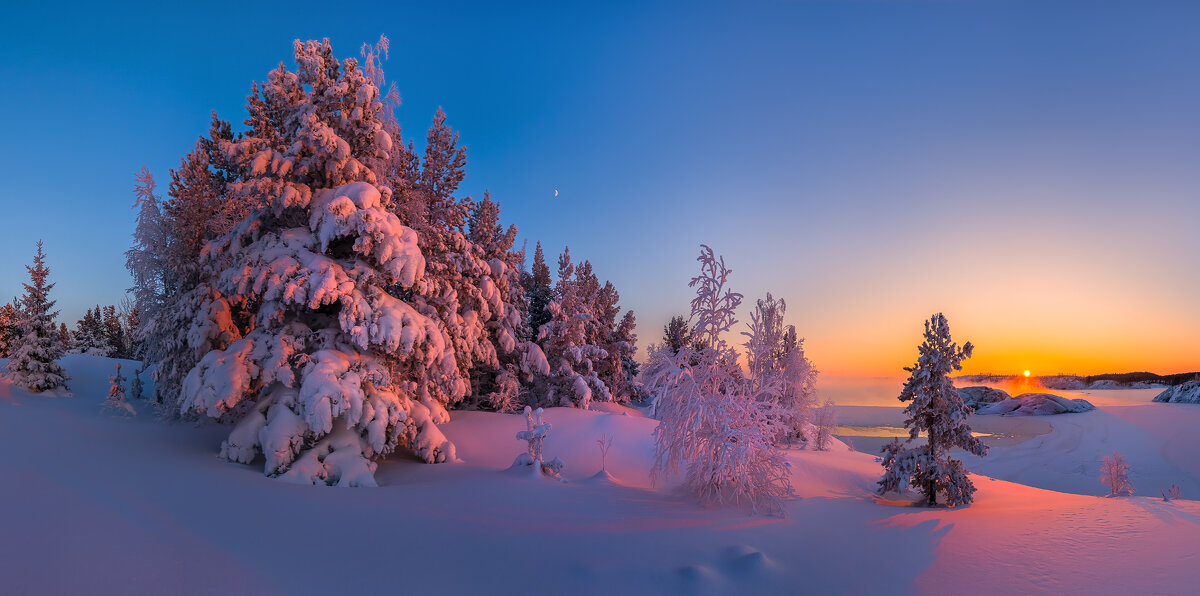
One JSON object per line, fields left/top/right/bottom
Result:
{"left": 1, "top": 1, "right": 1197, "bottom": 374}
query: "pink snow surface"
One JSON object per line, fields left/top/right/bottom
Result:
{"left": 2, "top": 355, "right": 1199, "bottom": 594}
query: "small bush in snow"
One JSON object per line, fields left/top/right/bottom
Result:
{"left": 1162, "top": 484, "right": 1182, "bottom": 502}
{"left": 596, "top": 433, "right": 613, "bottom": 472}
{"left": 106, "top": 363, "right": 136, "bottom": 416}
{"left": 1100, "top": 452, "right": 1134, "bottom": 497}
{"left": 514, "top": 406, "right": 564, "bottom": 478}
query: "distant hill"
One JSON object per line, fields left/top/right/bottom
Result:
{"left": 959, "top": 371, "right": 1200, "bottom": 389}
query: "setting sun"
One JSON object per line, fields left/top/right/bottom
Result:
{"left": 1024, "top": 370, "right": 1031, "bottom": 377}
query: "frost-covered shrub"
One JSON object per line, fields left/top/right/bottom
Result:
{"left": 650, "top": 245, "right": 792, "bottom": 515}
{"left": 813, "top": 400, "right": 838, "bottom": 451}
{"left": 513, "top": 406, "right": 563, "bottom": 478}
{"left": 3, "top": 241, "right": 69, "bottom": 393}
{"left": 1162, "top": 484, "right": 1182, "bottom": 502}
{"left": 1100, "top": 452, "right": 1134, "bottom": 497}
{"left": 877, "top": 313, "right": 987, "bottom": 507}
{"left": 741, "top": 294, "right": 818, "bottom": 444}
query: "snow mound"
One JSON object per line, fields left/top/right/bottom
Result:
{"left": 1153, "top": 381, "right": 1200, "bottom": 404}
{"left": 958, "top": 386, "right": 1011, "bottom": 409}
{"left": 721, "top": 545, "right": 776, "bottom": 578}
{"left": 585, "top": 468, "right": 621, "bottom": 485}
{"left": 974, "top": 393, "right": 1095, "bottom": 416}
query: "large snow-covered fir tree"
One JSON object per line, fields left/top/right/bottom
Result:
{"left": 463, "top": 191, "right": 545, "bottom": 411}
{"left": 178, "top": 38, "right": 467, "bottom": 485}
{"left": 522, "top": 241, "right": 555, "bottom": 338}
{"left": 648, "top": 245, "right": 792, "bottom": 514}
{"left": 3, "top": 241, "right": 69, "bottom": 393}
{"left": 533, "top": 248, "right": 611, "bottom": 409}
{"left": 878, "top": 313, "right": 988, "bottom": 507}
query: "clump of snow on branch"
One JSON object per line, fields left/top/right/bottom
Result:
{"left": 877, "top": 313, "right": 988, "bottom": 507}
{"left": 1100, "top": 452, "right": 1134, "bottom": 497}
{"left": 513, "top": 406, "right": 563, "bottom": 478}
{"left": 649, "top": 245, "right": 793, "bottom": 515}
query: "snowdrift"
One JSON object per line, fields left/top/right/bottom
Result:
{"left": 4, "top": 355, "right": 1200, "bottom": 595}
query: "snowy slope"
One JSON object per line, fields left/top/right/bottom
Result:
{"left": 3, "top": 355, "right": 1200, "bottom": 595}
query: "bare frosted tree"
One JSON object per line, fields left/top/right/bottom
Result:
{"left": 1100, "top": 452, "right": 1134, "bottom": 497}
{"left": 650, "top": 245, "right": 792, "bottom": 515}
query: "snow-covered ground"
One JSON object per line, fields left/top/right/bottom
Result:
{"left": 4, "top": 355, "right": 1200, "bottom": 595}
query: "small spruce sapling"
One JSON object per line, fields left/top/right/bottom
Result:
{"left": 514, "top": 406, "right": 564, "bottom": 478}
{"left": 106, "top": 363, "right": 136, "bottom": 416}
{"left": 1100, "top": 452, "right": 1134, "bottom": 497}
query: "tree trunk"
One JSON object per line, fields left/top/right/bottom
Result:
{"left": 927, "top": 433, "right": 937, "bottom": 507}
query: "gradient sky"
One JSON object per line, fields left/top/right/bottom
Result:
{"left": 1, "top": 1, "right": 1197, "bottom": 376}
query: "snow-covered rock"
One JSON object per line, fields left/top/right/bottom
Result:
{"left": 1153, "top": 381, "right": 1200, "bottom": 404}
{"left": 958, "top": 386, "right": 1011, "bottom": 409}
{"left": 974, "top": 393, "right": 1095, "bottom": 416}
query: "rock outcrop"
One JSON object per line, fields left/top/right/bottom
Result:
{"left": 1153, "top": 381, "right": 1200, "bottom": 404}
{"left": 974, "top": 393, "right": 1095, "bottom": 416}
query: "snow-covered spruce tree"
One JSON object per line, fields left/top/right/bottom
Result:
{"left": 878, "top": 313, "right": 987, "bottom": 507}
{"left": 3, "top": 241, "right": 69, "bottom": 392}
{"left": 1100, "top": 452, "right": 1134, "bottom": 497}
{"left": 373, "top": 103, "right": 546, "bottom": 415}
{"left": 650, "top": 245, "right": 792, "bottom": 514}
{"left": 589, "top": 275, "right": 640, "bottom": 403}
{"left": 106, "top": 363, "right": 136, "bottom": 416}
{"left": 638, "top": 315, "right": 697, "bottom": 415}
{"left": 126, "top": 167, "right": 189, "bottom": 406}
{"left": 179, "top": 38, "right": 460, "bottom": 486}
{"left": 70, "top": 306, "right": 112, "bottom": 356}
{"left": 522, "top": 241, "right": 555, "bottom": 339}
{"left": 534, "top": 247, "right": 611, "bottom": 409}
{"left": 464, "top": 191, "right": 545, "bottom": 411}
{"left": 0, "top": 300, "right": 20, "bottom": 358}
{"left": 662, "top": 314, "right": 695, "bottom": 355}
{"left": 57, "top": 323, "right": 71, "bottom": 351}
